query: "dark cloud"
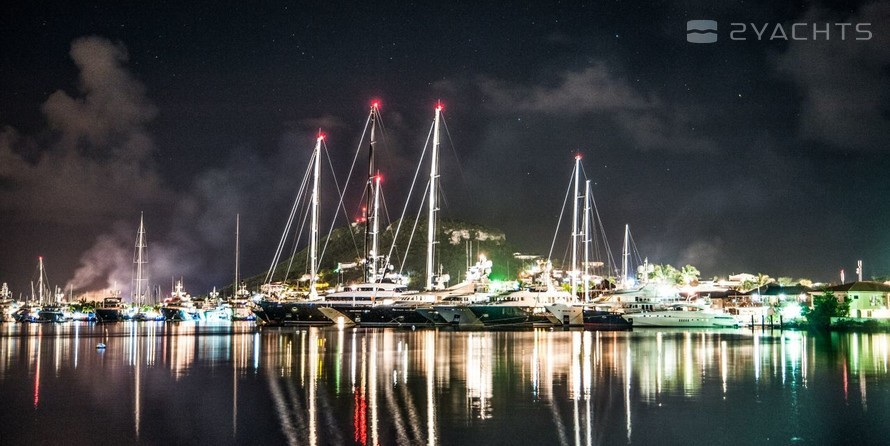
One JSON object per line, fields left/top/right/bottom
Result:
{"left": 777, "top": 3, "right": 890, "bottom": 152}
{"left": 475, "top": 65, "right": 716, "bottom": 153}
{"left": 0, "top": 36, "right": 167, "bottom": 226}
{"left": 0, "top": 36, "right": 325, "bottom": 297}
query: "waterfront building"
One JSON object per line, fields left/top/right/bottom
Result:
{"left": 819, "top": 281, "right": 890, "bottom": 318}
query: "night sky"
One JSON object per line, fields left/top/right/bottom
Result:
{"left": 1, "top": 1, "right": 889, "bottom": 297}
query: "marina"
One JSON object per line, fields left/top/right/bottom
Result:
{"left": 1, "top": 322, "right": 889, "bottom": 445}
{"left": 1, "top": 2, "right": 888, "bottom": 445}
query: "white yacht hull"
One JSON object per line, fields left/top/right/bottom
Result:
{"left": 624, "top": 311, "right": 738, "bottom": 328}
{"left": 544, "top": 303, "right": 584, "bottom": 326}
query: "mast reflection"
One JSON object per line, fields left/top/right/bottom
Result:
{"left": 6, "top": 326, "right": 890, "bottom": 444}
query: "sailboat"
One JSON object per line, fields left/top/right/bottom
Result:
{"left": 252, "top": 131, "right": 331, "bottom": 325}
{"left": 320, "top": 104, "right": 491, "bottom": 326}
{"left": 580, "top": 224, "right": 641, "bottom": 330}
{"left": 228, "top": 214, "right": 255, "bottom": 321}
{"left": 440, "top": 156, "right": 586, "bottom": 328}
{"left": 256, "top": 103, "right": 435, "bottom": 326}
{"left": 98, "top": 214, "right": 145, "bottom": 322}
{"left": 35, "top": 257, "right": 67, "bottom": 323}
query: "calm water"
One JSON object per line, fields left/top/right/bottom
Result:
{"left": 1, "top": 322, "right": 888, "bottom": 445}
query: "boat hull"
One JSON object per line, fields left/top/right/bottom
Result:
{"left": 545, "top": 304, "right": 585, "bottom": 326}
{"left": 582, "top": 310, "right": 633, "bottom": 330}
{"left": 466, "top": 305, "right": 534, "bottom": 327}
{"left": 161, "top": 307, "right": 202, "bottom": 321}
{"left": 623, "top": 311, "right": 738, "bottom": 328}
{"left": 95, "top": 308, "right": 123, "bottom": 323}
{"left": 253, "top": 300, "right": 334, "bottom": 326}
{"left": 324, "top": 303, "right": 434, "bottom": 327}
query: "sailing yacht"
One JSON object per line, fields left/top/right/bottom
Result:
{"left": 227, "top": 215, "right": 256, "bottom": 321}
{"left": 452, "top": 156, "right": 590, "bottom": 328}
{"left": 253, "top": 131, "right": 333, "bottom": 326}
{"left": 319, "top": 102, "right": 461, "bottom": 327}
{"left": 34, "top": 257, "right": 67, "bottom": 323}
{"left": 256, "top": 103, "right": 446, "bottom": 327}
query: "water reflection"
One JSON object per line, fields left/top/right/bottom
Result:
{"left": 3, "top": 325, "right": 890, "bottom": 444}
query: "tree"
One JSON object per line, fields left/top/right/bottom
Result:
{"left": 679, "top": 265, "right": 700, "bottom": 286}
{"left": 802, "top": 291, "right": 849, "bottom": 330}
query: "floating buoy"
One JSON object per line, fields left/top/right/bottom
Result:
{"left": 96, "top": 343, "right": 106, "bottom": 349}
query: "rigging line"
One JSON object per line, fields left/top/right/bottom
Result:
{"left": 283, "top": 158, "right": 315, "bottom": 285}
{"left": 318, "top": 137, "right": 357, "bottom": 270}
{"left": 378, "top": 190, "right": 406, "bottom": 271}
{"left": 397, "top": 180, "right": 429, "bottom": 278}
{"left": 381, "top": 120, "right": 434, "bottom": 276}
{"left": 286, "top": 185, "right": 313, "bottom": 284}
{"left": 627, "top": 229, "right": 644, "bottom": 269}
{"left": 265, "top": 150, "right": 314, "bottom": 284}
{"left": 439, "top": 114, "right": 470, "bottom": 208}
{"left": 548, "top": 163, "right": 576, "bottom": 262}
{"left": 327, "top": 114, "right": 372, "bottom": 262}
{"left": 580, "top": 162, "right": 619, "bottom": 276}
{"left": 588, "top": 186, "right": 617, "bottom": 276}
{"left": 268, "top": 160, "right": 310, "bottom": 282}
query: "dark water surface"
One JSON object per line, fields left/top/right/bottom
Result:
{"left": 1, "top": 322, "right": 888, "bottom": 445}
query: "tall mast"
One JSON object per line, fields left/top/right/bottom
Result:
{"left": 234, "top": 213, "right": 240, "bottom": 292}
{"left": 571, "top": 155, "right": 581, "bottom": 297}
{"left": 365, "top": 102, "right": 381, "bottom": 283}
{"left": 426, "top": 104, "right": 442, "bottom": 290}
{"left": 583, "top": 179, "right": 591, "bottom": 302}
{"left": 133, "top": 213, "right": 148, "bottom": 305}
{"left": 37, "top": 256, "right": 45, "bottom": 303}
{"left": 622, "top": 224, "right": 630, "bottom": 287}
{"left": 308, "top": 132, "right": 323, "bottom": 299}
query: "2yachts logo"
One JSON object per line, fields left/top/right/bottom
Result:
{"left": 687, "top": 20, "right": 718, "bottom": 43}
{"left": 686, "top": 19, "right": 873, "bottom": 43}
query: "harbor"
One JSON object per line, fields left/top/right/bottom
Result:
{"left": 2, "top": 2, "right": 889, "bottom": 445}
{"left": 1, "top": 322, "right": 888, "bottom": 445}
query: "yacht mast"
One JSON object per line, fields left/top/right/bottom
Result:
{"left": 234, "top": 213, "right": 240, "bottom": 293}
{"left": 571, "top": 155, "right": 581, "bottom": 297}
{"left": 621, "top": 224, "right": 630, "bottom": 288}
{"left": 37, "top": 256, "right": 46, "bottom": 303}
{"left": 426, "top": 104, "right": 442, "bottom": 290}
{"left": 308, "top": 132, "right": 323, "bottom": 299}
{"left": 133, "top": 213, "right": 148, "bottom": 305}
{"left": 583, "top": 179, "right": 591, "bottom": 302}
{"left": 365, "top": 103, "right": 381, "bottom": 283}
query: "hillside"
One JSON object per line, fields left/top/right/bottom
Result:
{"left": 238, "top": 218, "right": 528, "bottom": 293}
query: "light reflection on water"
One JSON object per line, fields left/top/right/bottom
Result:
{"left": 2, "top": 323, "right": 890, "bottom": 444}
